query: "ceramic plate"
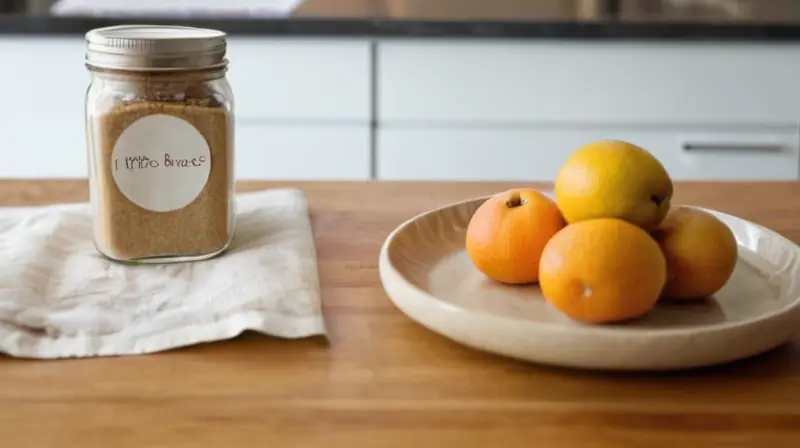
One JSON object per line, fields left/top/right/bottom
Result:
{"left": 379, "top": 193, "right": 800, "bottom": 371}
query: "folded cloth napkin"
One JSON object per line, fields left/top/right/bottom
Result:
{"left": 0, "top": 188, "right": 326, "bottom": 359}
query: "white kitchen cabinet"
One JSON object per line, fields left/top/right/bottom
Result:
{"left": 0, "top": 36, "right": 372, "bottom": 123}
{"left": 0, "top": 118, "right": 87, "bottom": 178}
{"left": 377, "top": 127, "right": 800, "bottom": 181}
{"left": 235, "top": 124, "right": 371, "bottom": 180}
{"left": 0, "top": 37, "right": 87, "bottom": 122}
{"left": 0, "top": 37, "right": 94, "bottom": 177}
{"left": 1, "top": 35, "right": 799, "bottom": 181}
{"left": 377, "top": 40, "right": 800, "bottom": 126}
{"left": 0, "top": 36, "right": 372, "bottom": 179}
{"left": 226, "top": 37, "right": 371, "bottom": 122}
{"left": 0, "top": 119, "right": 372, "bottom": 180}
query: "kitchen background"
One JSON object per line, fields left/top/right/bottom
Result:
{"left": 0, "top": 0, "right": 798, "bottom": 182}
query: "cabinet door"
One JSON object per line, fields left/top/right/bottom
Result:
{"left": 377, "top": 127, "right": 800, "bottom": 181}
{"left": 0, "top": 122, "right": 373, "bottom": 180}
{"left": 0, "top": 37, "right": 373, "bottom": 179}
{"left": 235, "top": 125, "right": 371, "bottom": 180}
{"left": 0, "top": 37, "right": 87, "bottom": 122}
{"left": 0, "top": 37, "right": 88, "bottom": 177}
{"left": 378, "top": 41, "right": 800, "bottom": 126}
{"left": 227, "top": 38, "right": 371, "bottom": 122}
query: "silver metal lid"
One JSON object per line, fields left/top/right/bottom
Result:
{"left": 85, "top": 25, "right": 228, "bottom": 71}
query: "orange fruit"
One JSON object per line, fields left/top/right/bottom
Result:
{"left": 539, "top": 218, "right": 667, "bottom": 324}
{"left": 554, "top": 139, "right": 673, "bottom": 231}
{"left": 653, "top": 206, "right": 738, "bottom": 300}
{"left": 466, "top": 188, "right": 566, "bottom": 284}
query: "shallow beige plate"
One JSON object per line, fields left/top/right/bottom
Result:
{"left": 379, "top": 193, "right": 800, "bottom": 371}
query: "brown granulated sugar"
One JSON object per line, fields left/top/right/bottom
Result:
{"left": 91, "top": 98, "right": 233, "bottom": 261}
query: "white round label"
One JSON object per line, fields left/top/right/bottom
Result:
{"left": 111, "top": 114, "right": 211, "bottom": 212}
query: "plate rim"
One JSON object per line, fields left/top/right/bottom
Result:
{"left": 379, "top": 193, "right": 800, "bottom": 338}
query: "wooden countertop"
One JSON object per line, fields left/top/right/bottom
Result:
{"left": 1, "top": 179, "right": 800, "bottom": 447}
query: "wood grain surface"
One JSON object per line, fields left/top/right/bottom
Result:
{"left": 1, "top": 179, "right": 800, "bottom": 447}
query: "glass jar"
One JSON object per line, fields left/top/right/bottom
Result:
{"left": 84, "top": 25, "right": 236, "bottom": 264}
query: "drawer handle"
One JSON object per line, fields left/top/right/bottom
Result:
{"left": 681, "top": 142, "right": 786, "bottom": 153}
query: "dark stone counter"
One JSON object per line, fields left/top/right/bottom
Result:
{"left": 3, "top": 0, "right": 800, "bottom": 40}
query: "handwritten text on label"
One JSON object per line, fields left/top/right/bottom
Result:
{"left": 114, "top": 154, "right": 208, "bottom": 172}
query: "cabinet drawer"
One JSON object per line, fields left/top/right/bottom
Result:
{"left": 377, "top": 127, "right": 800, "bottom": 181}
{"left": 0, "top": 122, "right": 371, "bottom": 180}
{"left": 235, "top": 125, "right": 370, "bottom": 180}
{"left": 227, "top": 38, "right": 371, "bottom": 122}
{"left": 0, "top": 37, "right": 87, "bottom": 121}
{"left": 378, "top": 41, "right": 800, "bottom": 125}
{"left": 0, "top": 36, "right": 372, "bottom": 122}
{"left": 0, "top": 118, "right": 87, "bottom": 178}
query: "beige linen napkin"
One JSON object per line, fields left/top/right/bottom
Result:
{"left": 0, "top": 188, "right": 326, "bottom": 359}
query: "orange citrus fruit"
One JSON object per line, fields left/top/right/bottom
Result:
{"left": 466, "top": 188, "right": 566, "bottom": 284}
{"left": 539, "top": 218, "right": 667, "bottom": 324}
{"left": 653, "top": 206, "right": 738, "bottom": 300}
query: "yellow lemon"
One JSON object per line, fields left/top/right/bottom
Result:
{"left": 554, "top": 139, "right": 673, "bottom": 231}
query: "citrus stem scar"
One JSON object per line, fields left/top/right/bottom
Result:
{"left": 506, "top": 192, "right": 525, "bottom": 208}
{"left": 650, "top": 194, "right": 665, "bottom": 206}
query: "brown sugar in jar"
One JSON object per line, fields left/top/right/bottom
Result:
{"left": 85, "top": 25, "right": 236, "bottom": 263}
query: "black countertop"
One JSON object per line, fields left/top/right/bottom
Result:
{"left": 3, "top": 0, "right": 800, "bottom": 40}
